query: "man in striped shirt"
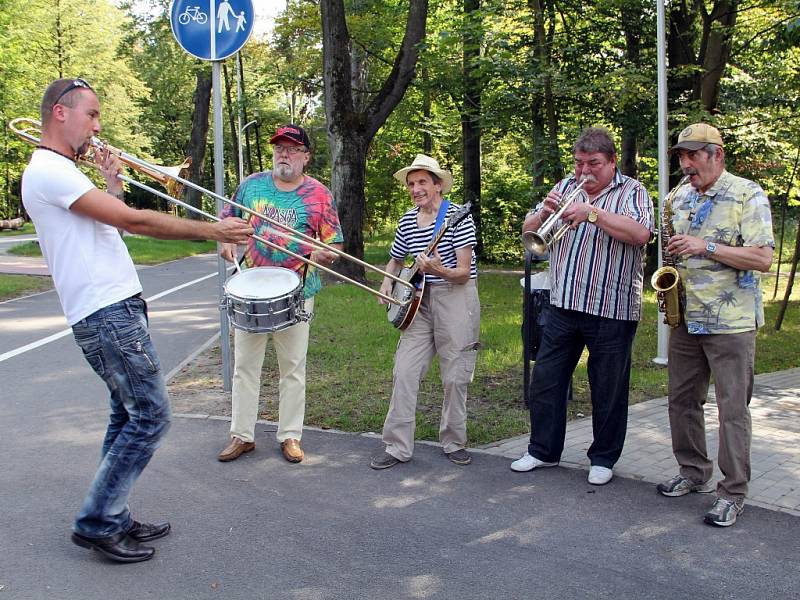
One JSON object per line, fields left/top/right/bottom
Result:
{"left": 370, "top": 154, "right": 480, "bottom": 470}
{"left": 512, "top": 127, "right": 654, "bottom": 485}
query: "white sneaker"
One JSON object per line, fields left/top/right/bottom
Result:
{"left": 588, "top": 466, "right": 613, "bottom": 485}
{"left": 510, "top": 452, "right": 558, "bottom": 472}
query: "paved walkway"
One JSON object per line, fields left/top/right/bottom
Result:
{"left": 481, "top": 367, "right": 800, "bottom": 516}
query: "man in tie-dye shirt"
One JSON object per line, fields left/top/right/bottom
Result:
{"left": 656, "top": 123, "right": 774, "bottom": 528}
{"left": 217, "top": 124, "right": 343, "bottom": 465}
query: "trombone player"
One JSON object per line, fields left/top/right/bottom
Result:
{"left": 512, "top": 126, "right": 653, "bottom": 486}
{"left": 21, "top": 78, "right": 253, "bottom": 562}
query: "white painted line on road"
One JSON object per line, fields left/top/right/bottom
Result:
{"left": 0, "top": 328, "right": 73, "bottom": 363}
{"left": 0, "top": 271, "right": 219, "bottom": 363}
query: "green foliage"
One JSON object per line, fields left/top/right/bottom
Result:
{"left": 1, "top": 0, "right": 798, "bottom": 271}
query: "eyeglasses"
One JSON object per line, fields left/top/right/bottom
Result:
{"left": 54, "top": 78, "right": 93, "bottom": 105}
{"left": 273, "top": 144, "right": 307, "bottom": 156}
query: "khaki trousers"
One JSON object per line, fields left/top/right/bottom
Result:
{"left": 382, "top": 281, "right": 480, "bottom": 460}
{"left": 667, "top": 323, "right": 755, "bottom": 500}
{"left": 230, "top": 297, "right": 314, "bottom": 443}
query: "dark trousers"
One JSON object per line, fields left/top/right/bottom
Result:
{"left": 528, "top": 307, "right": 638, "bottom": 468}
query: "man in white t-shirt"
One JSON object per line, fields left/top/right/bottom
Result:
{"left": 21, "top": 78, "right": 252, "bottom": 563}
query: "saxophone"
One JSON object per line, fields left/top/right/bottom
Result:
{"left": 651, "top": 176, "right": 690, "bottom": 328}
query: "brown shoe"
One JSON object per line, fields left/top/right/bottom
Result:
{"left": 280, "top": 439, "right": 304, "bottom": 463}
{"left": 217, "top": 437, "right": 255, "bottom": 462}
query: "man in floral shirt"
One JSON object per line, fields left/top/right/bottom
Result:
{"left": 656, "top": 123, "right": 774, "bottom": 527}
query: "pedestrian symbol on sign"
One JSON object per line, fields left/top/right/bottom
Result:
{"left": 170, "top": 0, "right": 254, "bottom": 62}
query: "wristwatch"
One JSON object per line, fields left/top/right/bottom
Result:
{"left": 705, "top": 242, "right": 717, "bottom": 256}
{"left": 587, "top": 209, "right": 599, "bottom": 224}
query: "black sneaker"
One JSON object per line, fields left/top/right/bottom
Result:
{"left": 657, "top": 474, "right": 713, "bottom": 497}
{"left": 704, "top": 497, "right": 745, "bottom": 527}
{"left": 370, "top": 451, "right": 404, "bottom": 470}
{"left": 446, "top": 449, "right": 472, "bottom": 466}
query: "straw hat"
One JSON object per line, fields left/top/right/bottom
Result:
{"left": 393, "top": 154, "right": 453, "bottom": 195}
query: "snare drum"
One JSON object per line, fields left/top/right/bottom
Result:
{"left": 223, "top": 267, "right": 307, "bottom": 333}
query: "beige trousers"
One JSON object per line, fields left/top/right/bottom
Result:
{"left": 230, "top": 297, "right": 314, "bottom": 443}
{"left": 382, "top": 281, "right": 480, "bottom": 460}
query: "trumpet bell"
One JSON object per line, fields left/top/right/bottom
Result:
{"left": 522, "top": 230, "right": 549, "bottom": 257}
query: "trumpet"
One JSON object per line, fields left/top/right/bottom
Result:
{"left": 9, "top": 117, "right": 415, "bottom": 306}
{"left": 521, "top": 179, "right": 586, "bottom": 257}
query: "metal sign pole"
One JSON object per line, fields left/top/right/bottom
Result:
{"left": 169, "top": 0, "right": 256, "bottom": 390}
{"left": 213, "top": 61, "right": 233, "bottom": 390}
{"left": 654, "top": 0, "right": 670, "bottom": 366}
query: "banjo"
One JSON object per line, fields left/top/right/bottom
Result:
{"left": 386, "top": 201, "right": 473, "bottom": 330}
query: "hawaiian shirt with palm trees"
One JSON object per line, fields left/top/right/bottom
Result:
{"left": 670, "top": 170, "right": 774, "bottom": 334}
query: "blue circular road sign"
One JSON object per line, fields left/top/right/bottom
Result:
{"left": 170, "top": 0, "right": 254, "bottom": 61}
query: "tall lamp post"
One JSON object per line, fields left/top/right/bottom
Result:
{"left": 654, "top": 0, "right": 670, "bottom": 365}
{"left": 238, "top": 119, "right": 258, "bottom": 182}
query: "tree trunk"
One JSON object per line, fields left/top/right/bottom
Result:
{"left": 185, "top": 67, "right": 212, "bottom": 219}
{"left": 699, "top": 0, "right": 737, "bottom": 112}
{"left": 775, "top": 218, "right": 800, "bottom": 331}
{"left": 620, "top": 0, "right": 643, "bottom": 179}
{"left": 463, "top": 0, "right": 482, "bottom": 256}
{"left": 529, "top": 0, "right": 562, "bottom": 183}
{"left": 320, "top": 0, "right": 428, "bottom": 283}
{"left": 422, "top": 67, "right": 432, "bottom": 154}
{"left": 222, "top": 62, "right": 240, "bottom": 185}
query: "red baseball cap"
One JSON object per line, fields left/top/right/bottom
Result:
{"left": 269, "top": 124, "right": 311, "bottom": 149}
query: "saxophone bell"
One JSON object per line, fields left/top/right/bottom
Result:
{"left": 652, "top": 175, "right": 690, "bottom": 328}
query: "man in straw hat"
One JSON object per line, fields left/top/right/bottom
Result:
{"left": 370, "top": 154, "right": 480, "bottom": 469}
{"left": 21, "top": 77, "right": 253, "bottom": 563}
{"left": 656, "top": 123, "right": 774, "bottom": 527}
{"left": 513, "top": 126, "right": 653, "bottom": 486}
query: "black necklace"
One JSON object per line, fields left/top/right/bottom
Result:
{"left": 36, "top": 144, "right": 76, "bottom": 162}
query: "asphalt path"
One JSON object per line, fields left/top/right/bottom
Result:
{"left": 1, "top": 254, "right": 798, "bottom": 599}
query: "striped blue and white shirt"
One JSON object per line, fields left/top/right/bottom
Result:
{"left": 533, "top": 171, "right": 653, "bottom": 321}
{"left": 389, "top": 201, "right": 478, "bottom": 284}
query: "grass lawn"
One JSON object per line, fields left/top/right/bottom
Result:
{"left": 0, "top": 274, "right": 52, "bottom": 301}
{"left": 189, "top": 261, "right": 797, "bottom": 446}
{"left": 7, "top": 235, "right": 215, "bottom": 265}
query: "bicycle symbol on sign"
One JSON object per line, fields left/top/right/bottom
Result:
{"left": 178, "top": 6, "right": 208, "bottom": 25}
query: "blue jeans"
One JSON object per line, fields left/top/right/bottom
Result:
{"left": 528, "top": 307, "right": 637, "bottom": 468}
{"left": 71, "top": 295, "right": 171, "bottom": 538}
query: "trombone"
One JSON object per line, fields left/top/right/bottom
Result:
{"left": 521, "top": 179, "right": 587, "bottom": 257}
{"left": 9, "top": 117, "right": 414, "bottom": 306}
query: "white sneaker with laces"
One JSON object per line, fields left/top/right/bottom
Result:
{"left": 588, "top": 465, "right": 613, "bottom": 485}
{"left": 510, "top": 452, "right": 558, "bottom": 472}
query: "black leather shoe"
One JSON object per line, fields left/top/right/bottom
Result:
{"left": 127, "top": 521, "right": 171, "bottom": 542}
{"left": 71, "top": 531, "right": 155, "bottom": 563}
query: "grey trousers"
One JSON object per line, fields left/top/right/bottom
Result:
{"left": 382, "top": 280, "right": 480, "bottom": 461}
{"left": 667, "top": 324, "right": 755, "bottom": 500}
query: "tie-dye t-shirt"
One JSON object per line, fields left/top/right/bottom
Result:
{"left": 670, "top": 170, "right": 774, "bottom": 334}
{"left": 221, "top": 172, "right": 343, "bottom": 298}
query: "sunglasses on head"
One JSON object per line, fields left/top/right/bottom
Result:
{"left": 54, "top": 78, "right": 93, "bottom": 105}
